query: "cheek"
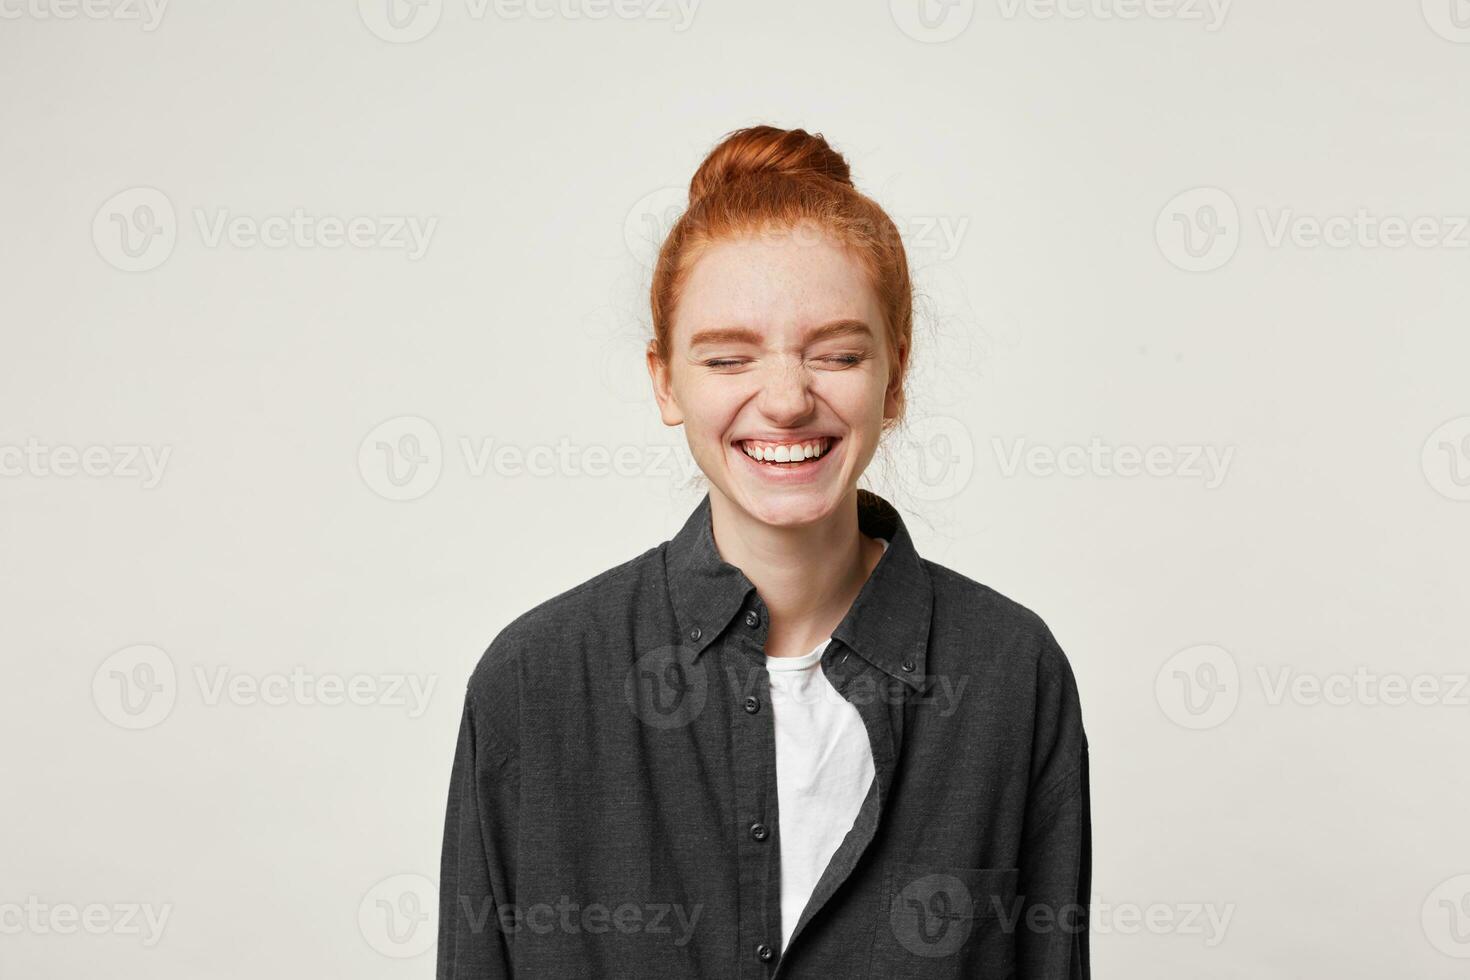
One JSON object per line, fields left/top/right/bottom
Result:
{"left": 811, "top": 371, "right": 887, "bottom": 423}
{"left": 677, "top": 381, "right": 746, "bottom": 435}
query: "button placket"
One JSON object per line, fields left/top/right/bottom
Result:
{"left": 724, "top": 626, "right": 782, "bottom": 979}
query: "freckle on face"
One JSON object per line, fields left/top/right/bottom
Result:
{"left": 667, "top": 228, "right": 892, "bottom": 524}
{"left": 674, "top": 232, "right": 879, "bottom": 350}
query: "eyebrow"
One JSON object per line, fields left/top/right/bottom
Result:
{"left": 687, "top": 319, "right": 874, "bottom": 350}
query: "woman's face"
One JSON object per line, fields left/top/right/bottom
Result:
{"left": 649, "top": 221, "right": 904, "bottom": 529}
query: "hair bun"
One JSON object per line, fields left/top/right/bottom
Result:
{"left": 688, "top": 125, "right": 853, "bottom": 205}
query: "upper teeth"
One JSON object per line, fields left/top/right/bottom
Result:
{"left": 741, "top": 438, "right": 831, "bottom": 462}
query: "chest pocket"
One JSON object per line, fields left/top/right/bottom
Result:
{"left": 867, "top": 863, "right": 1019, "bottom": 979}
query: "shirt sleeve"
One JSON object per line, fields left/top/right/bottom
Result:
{"left": 1016, "top": 627, "right": 1092, "bottom": 980}
{"left": 437, "top": 685, "right": 520, "bottom": 979}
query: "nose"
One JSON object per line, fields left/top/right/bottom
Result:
{"left": 754, "top": 357, "right": 815, "bottom": 424}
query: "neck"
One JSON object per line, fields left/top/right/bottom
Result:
{"left": 707, "top": 487, "right": 884, "bottom": 658}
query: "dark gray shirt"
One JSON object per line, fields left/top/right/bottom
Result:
{"left": 438, "top": 489, "right": 1091, "bottom": 979}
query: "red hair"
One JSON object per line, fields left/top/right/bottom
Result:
{"left": 648, "top": 125, "right": 913, "bottom": 428}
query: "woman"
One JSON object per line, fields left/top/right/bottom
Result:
{"left": 438, "top": 125, "right": 1090, "bottom": 979}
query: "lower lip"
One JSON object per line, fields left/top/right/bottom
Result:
{"left": 732, "top": 439, "right": 840, "bottom": 483}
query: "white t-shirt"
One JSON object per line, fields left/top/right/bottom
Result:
{"left": 764, "top": 535, "right": 886, "bottom": 953}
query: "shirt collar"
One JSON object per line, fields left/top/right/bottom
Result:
{"left": 663, "top": 488, "right": 934, "bottom": 691}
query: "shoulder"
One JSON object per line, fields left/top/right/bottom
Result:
{"left": 922, "top": 559, "right": 1089, "bottom": 787}
{"left": 922, "top": 558, "right": 1079, "bottom": 692}
{"left": 460, "top": 544, "right": 664, "bottom": 754}
{"left": 466, "top": 543, "right": 663, "bottom": 696}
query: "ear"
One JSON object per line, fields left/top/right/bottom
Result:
{"left": 882, "top": 339, "right": 909, "bottom": 421}
{"left": 646, "top": 342, "right": 685, "bottom": 426}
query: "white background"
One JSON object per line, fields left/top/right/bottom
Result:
{"left": 2, "top": 0, "right": 1468, "bottom": 976}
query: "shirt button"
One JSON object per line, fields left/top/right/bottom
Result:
{"left": 744, "top": 610, "right": 760, "bottom": 628}
{"left": 756, "top": 943, "right": 775, "bottom": 962}
{"left": 743, "top": 695, "right": 760, "bottom": 714}
{"left": 689, "top": 626, "right": 702, "bottom": 641}
{"left": 749, "top": 821, "right": 769, "bottom": 841}
{"left": 901, "top": 659, "right": 915, "bottom": 672}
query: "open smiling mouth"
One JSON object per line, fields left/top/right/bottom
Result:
{"left": 734, "top": 436, "right": 840, "bottom": 468}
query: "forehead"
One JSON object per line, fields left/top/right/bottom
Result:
{"left": 672, "top": 227, "right": 881, "bottom": 343}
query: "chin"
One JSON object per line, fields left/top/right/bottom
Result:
{"left": 730, "top": 484, "right": 843, "bottom": 529}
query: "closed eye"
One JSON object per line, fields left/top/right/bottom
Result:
{"left": 703, "top": 353, "right": 867, "bottom": 369}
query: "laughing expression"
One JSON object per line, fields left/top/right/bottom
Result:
{"left": 650, "top": 222, "right": 903, "bottom": 528}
